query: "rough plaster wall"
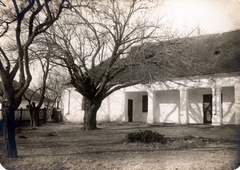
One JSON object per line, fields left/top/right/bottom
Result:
{"left": 61, "top": 76, "right": 238, "bottom": 124}
{"left": 61, "top": 89, "right": 84, "bottom": 123}
{"left": 188, "top": 88, "right": 211, "bottom": 124}
{"left": 127, "top": 92, "right": 148, "bottom": 122}
{"left": 62, "top": 88, "right": 126, "bottom": 123}
{"left": 187, "top": 87, "right": 235, "bottom": 124}
{"left": 108, "top": 89, "right": 125, "bottom": 122}
{"left": 222, "top": 86, "right": 235, "bottom": 124}
{"left": 97, "top": 97, "right": 110, "bottom": 123}
{"left": 156, "top": 90, "right": 179, "bottom": 123}
{"left": 97, "top": 90, "right": 125, "bottom": 123}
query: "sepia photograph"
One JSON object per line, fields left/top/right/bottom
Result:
{"left": 0, "top": 0, "right": 240, "bottom": 169}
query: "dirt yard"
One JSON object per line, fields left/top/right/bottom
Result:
{"left": 0, "top": 122, "right": 240, "bottom": 170}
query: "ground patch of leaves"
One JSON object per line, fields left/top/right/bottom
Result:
{"left": 124, "top": 135, "right": 215, "bottom": 150}
{"left": 165, "top": 135, "right": 214, "bottom": 149}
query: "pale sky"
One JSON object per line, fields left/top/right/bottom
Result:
{"left": 161, "top": 0, "right": 240, "bottom": 35}
{"left": 2, "top": 0, "right": 240, "bottom": 86}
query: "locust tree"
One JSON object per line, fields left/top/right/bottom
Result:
{"left": 43, "top": 66, "right": 70, "bottom": 109}
{"left": 46, "top": 0, "right": 167, "bottom": 130}
{"left": 24, "top": 54, "right": 70, "bottom": 126}
{"left": 0, "top": 0, "right": 70, "bottom": 158}
{"left": 30, "top": 34, "right": 71, "bottom": 109}
{"left": 25, "top": 48, "right": 70, "bottom": 125}
{"left": 23, "top": 53, "right": 51, "bottom": 126}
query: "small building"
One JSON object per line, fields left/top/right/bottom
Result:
{"left": 0, "top": 83, "right": 46, "bottom": 122}
{"left": 61, "top": 30, "right": 240, "bottom": 125}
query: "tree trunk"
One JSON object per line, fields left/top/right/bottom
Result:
{"left": 2, "top": 100, "right": 18, "bottom": 158}
{"left": 83, "top": 97, "right": 102, "bottom": 130}
{"left": 27, "top": 105, "right": 35, "bottom": 127}
{"left": 29, "top": 113, "right": 35, "bottom": 127}
{"left": 34, "top": 107, "right": 40, "bottom": 126}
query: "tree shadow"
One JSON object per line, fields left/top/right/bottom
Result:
{"left": 188, "top": 102, "right": 203, "bottom": 123}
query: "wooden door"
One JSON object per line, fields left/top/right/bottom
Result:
{"left": 128, "top": 99, "right": 133, "bottom": 122}
{"left": 203, "top": 94, "right": 212, "bottom": 124}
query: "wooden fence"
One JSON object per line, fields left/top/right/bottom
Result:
{"left": 14, "top": 108, "right": 62, "bottom": 126}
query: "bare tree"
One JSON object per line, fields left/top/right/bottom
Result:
{"left": 45, "top": 0, "right": 167, "bottom": 130}
{"left": 32, "top": 33, "right": 71, "bottom": 109}
{"left": 27, "top": 46, "right": 70, "bottom": 124}
{"left": 0, "top": 0, "right": 70, "bottom": 158}
{"left": 44, "top": 67, "right": 70, "bottom": 109}
{"left": 23, "top": 55, "right": 50, "bottom": 126}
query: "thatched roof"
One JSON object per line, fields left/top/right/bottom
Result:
{"left": 67, "top": 30, "right": 240, "bottom": 87}
{"left": 114, "top": 30, "right": 240, "bottom": 83}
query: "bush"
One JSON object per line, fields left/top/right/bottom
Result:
{"left": 125, "top": 130, "right": 165, "bottom": 143}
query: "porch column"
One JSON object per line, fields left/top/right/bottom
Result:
{"left": 147, "top": 90, "right": 156, "bottom": 124}
{"left": 63, "top": 89, "right": 71, "bottom": 115}
{"left": 211, "top": 87, "right": 216, "bottom": 116}
{"left": 235, "top": 82, "right": 240, "bottom": 125}
{"left": 179, "top": 88, "right": 188, "bottom": 124}
{"left": 212, "top": 87, "right": 222, "bottom": 125}
{"left": 123, "top": 92, "right": 128, "bottom": 122}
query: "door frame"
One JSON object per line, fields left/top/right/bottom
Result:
{"left": 203, "top": 94, "right": 212, "bottom": 124}
{"left": 128, "top": 99, "right": 133, "bottom": 122}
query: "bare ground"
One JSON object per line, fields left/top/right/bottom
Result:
{"left": 0, "top": 122, "right": 240, "bottom": 170}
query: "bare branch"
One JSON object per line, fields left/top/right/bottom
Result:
{"left": 0, "top": 47, "right": 10, "bottom": 73}
{"left": 0, "top": 1, "right": 5, "bottom": 7}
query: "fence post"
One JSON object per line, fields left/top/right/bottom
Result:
{"left": 43, "top": 107, "right": 47, "bottom": 124}
{"left": 19, "top": 107, "right": 22, "bottom": 126}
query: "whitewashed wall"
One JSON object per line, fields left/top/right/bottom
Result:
{"left": 221, "top": 87, "right": 235, "bottom": 124}
{"left": 188, "top": 88, "right": 211, "bottom": 124}
{"left": 61, "top": 89, "right": 84, "bottom": 123}
{"left": 61, "top": 88, "right": 125, "bottom": 123}
{"left": 125, "top": 73, "right": 240, "bottom": 125}
{"left": 126, "top": 92, "right": 148, "bottom": 122}
{"left": 61, "top": 73, "right": 240, "bottom": 125}
{"left": 156, "top": 90, "right": 180, "bottom": 123}
{"left": 97, "top": 89, "right": 125, "bottom": 123}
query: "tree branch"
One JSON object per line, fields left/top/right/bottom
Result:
{"left": 0, "top": 47, "right": 10, "bottom": 73}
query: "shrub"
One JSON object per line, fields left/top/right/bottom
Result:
{"left": 126, "top": 130, "right": 165, "bottom": 143}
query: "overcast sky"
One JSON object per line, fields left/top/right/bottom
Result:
{"left": 161, "top": 0, "right": 240, "bottom": 35}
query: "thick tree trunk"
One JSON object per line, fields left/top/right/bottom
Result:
{"left": 83, "top": 108, "right": 97, "bottom": 130}
{"left": 83, "top": 97, "right": 102, "bottom": 130}
{"left": 2, "top": 101, "right": 18, "bottom": 158}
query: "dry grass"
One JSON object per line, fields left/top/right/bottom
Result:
{"left": 0, "top": 122, "right": 240, "bottom": 170}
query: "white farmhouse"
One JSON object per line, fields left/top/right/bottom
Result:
{"left": 61, "top": 30, "right": 240, "bottom": 125}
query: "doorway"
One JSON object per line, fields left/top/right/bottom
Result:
{"left": 128, "top": 99, "right": 133, "bottom": 122}
{"left": 203, "top": 94, "right": 212, "bottom": 124}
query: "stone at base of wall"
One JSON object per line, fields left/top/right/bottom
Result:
{"left": 235, "top": 114, "right": 240, "bottom": 125}
{"left": 211, "top": 122, "right": 221, "bottom": 126}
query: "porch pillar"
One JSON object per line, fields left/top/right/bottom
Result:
{"left": 179, "top": 88, "right": 188, "bottom": 124}
{"left": 235, "top": 82, "right": 240, "bottom": 125}
{"left": 211, "top": 87, "right": 216, "bottom": 116}
{"left": 63, "top": 89, "right": 71, "bottom": 115}
{"left": 123, "top": 92, "right": 128, "bottom": 122}
{"left": 147, "top": 90, "right": 156, "bottom": 124}
{"left": 212, "top": 87, "right": 222, "bottom": 125}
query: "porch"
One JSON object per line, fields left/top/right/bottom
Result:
{"left": 124, "top": 75, "right": 240, "bottom": 125}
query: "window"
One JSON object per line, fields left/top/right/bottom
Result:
{"left": 142, "top": 95, "right": 148, "bottom": 112}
